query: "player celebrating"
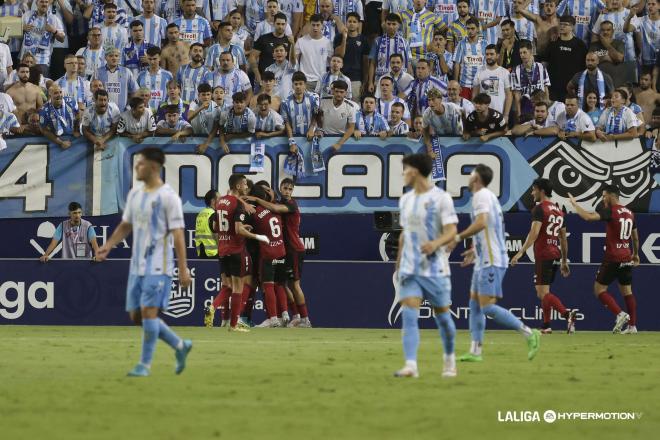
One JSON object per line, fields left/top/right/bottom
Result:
{"left": 569, "top": 186, "right": 640, "bottom": 334}
{"left": 250, "top": 178, "right": 311, "bottom": 328}
{"left": 511, "top": 178, "right": 577, "bottom": 334}
{"left": 96, "top": 147, "right": 192, "bottom": 377}
{"left": 205, "top": 174, "right": 269, "bottom": 332}
{"left": 249, "top": 185, "right": 289, "bottom": 328}
{"left": 451, "top": 164, "right": 541, "bottom": 362}
{"left": 394, "top": 153, "right": 459, "bottom": 379}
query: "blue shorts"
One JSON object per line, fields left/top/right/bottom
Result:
{"left": 470, "top": 266, "right": 507, "bottom": 298}
{"left": 398, "top": 274, "right": 452, "bottom": 308}
{"left": 125, "top": 274, "right": 172, "bottom": 312}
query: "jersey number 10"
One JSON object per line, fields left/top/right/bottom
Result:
{"left": 619, "top": 218, "right": 633, "bottom": 240}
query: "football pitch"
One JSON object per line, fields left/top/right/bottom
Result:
{"left": 1, "top": 326, "right": 658, "bottom": 440}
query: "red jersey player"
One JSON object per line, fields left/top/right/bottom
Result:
{"left": 204, "top": 174, "right": 269, "bottom": 332}
{"left": 250, "top": 178, "right": 311, "bottom": 328}
{"left": 247, "top": 185, "right": 290, "bottom": 328}
{"left": 569, "top": 184, "right": 640, "bottom": 334}
{"left": 511, "top": 178, "right": 576, "bottom": 334}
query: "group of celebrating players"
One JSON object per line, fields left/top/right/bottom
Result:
{"left": 203, "top": 175, "right": 312, "bottom": 332}
{"left": 394, "top": 153, "right": 639, "bottom": 379}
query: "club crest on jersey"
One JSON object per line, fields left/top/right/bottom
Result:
{"left": 164, "top": 267, "right": 195, "bottom": 318}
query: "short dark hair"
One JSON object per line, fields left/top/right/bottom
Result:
{"left": 257, "top": 93, "right": 271, "bottom": 104}
{"left": 332, "top": 79, "right": 348, "bottom": 91}
{"left": 519, "top": 39, "right": 534, "bottom": 51}
{"left": 310, "top": 13, "right": 323, "bottom": 23}
{"left": 68, "top": 202, "right": 82, "bottom": 212}
{"left": 94, "top": 89, "right": 108, "bottom": 99}
{"left": 190, "top": 42, "right": 205, "bottom": 52}
{"left": 232, "top": 91, "right": 246, "bottom": 102}
{"left": 485, "top": 44, "right": 497, "bottom": 52}
{"left": 603, "top": 184, "right": 620, "bottom": 197}
{"left": 204, "top": 189, "right": 217, "bottom": 207}
{"left": 389, "top": 53, "right": 403, "bottom": 62}
{"left": 280, "top": 177, "right": 295, "bottom": 187}
{"left": 219, "top": 21, "right": 232, "bottom": 29}
{"left": 146, "top": 46, "right": 161, "bottom": 56}
{"left": 391, "top": 102, "right": 405, "bottom": 111}
{"left": 255, "top": 180, "right": 271, "bottom": 188}
{"left": 385, "top": 13, "right": 401, "bottom": 24}
{"left": 457, "top": 0, "right": 469, "bottom": 6}
{"left": 564, "top": 92, "right": 578, "bottom": 101}
{"left": 614, "top": 88, "right": 629, "bottom": 101}
{"left": 559, "top": 15, "right": 576, "bottom": 26}
{"left": 346, "top": 12, "right": 361, "bottom": 21}
{"left": 500, "top": 18, "right": 514, "bottom": 28}
{"left": 198, "top": 83, "right": 212, "bottom": 93}
{"left": 532, "top": 178, "right": 553, "bottom": 197}
{"left": 138, "top": 147, "right": 165, "bottom": 166}
{"left": 130, "top": 20, "right": 143, "bottom": 29}
{"left": 473, "top": 93, "right": 491, "bottom": 105}
{"left": 103, "top": 3, "right": 117, "bottom": 10}
{"left": 401, "top": 153, "right": 433, "bottom": 178}
{"left": 466, "top": 17, "right": 480, "bottom": 28}
{"left": 534, "top": 101, "right": 548, "bottom": 109}
{"left": 262, "top": 71, "right": 275, "bottom": 81}
{"left": 166, "top": 23, "right": 179, "bottom": 31}
{"left": 474, "top": 164, "right": 493, "bottom": 187}
{"left": 361, "top": 92, "right": 376, "bottom": 105}
{"left": 228, "top": 173, "right": 246, "bottom": 190}
{"left": 274, "top": 12, "right": 287, "bottom": 22}
{"left": 292, "top": 71, "right": 307, "bottom": 83}
{"left": 165, "top": 104, "right": 180, "bottom": 114}
{"left": 250, "top": 184, "right": 268, "bottom": 200}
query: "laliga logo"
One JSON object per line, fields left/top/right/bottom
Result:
{"left": 0, "top": 281, "right": 54, "bottom": 320}
{"left": 163, "top": 267, "right": 196, "bottom": 318}
{"left": 30, "top": 221, "right": 62, "bottom": 256}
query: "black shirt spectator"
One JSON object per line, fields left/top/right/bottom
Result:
{"left": 333, "top": 13, "right": 371, "bottom": 85}
{"left": 253, "top": 32, "right": 293, "bottom": 75}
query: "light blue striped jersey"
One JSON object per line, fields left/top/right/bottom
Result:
{"left": 279, "top": 0, "right": 304, "bottom": 25}
{"left": 368, "top": 34, "right": 412, "bottom": 78}
{"left": 382, "top": 0, "right": 412, "bottom": 15}
{"left": 280, "top": 91, "right": 321, "bottom": 135}
{"left": 200, "top": 0, "right": 231, "bottom": 23}
{"left": 177, "top": 63, "right": 213, "bottom": 103}
{"left": 378, "top": 97, "right": 411, "bottom": 121}
{"left": 425, "top": 50, "right": 453, "bottom": 84}
{"left": 75, "top": 46, "right": 105, "bottom": 79}
{"left": 403, "top": 76, "right": 448, "bottom": 116}
{"left": 592, "top": 9, "right": 635, "bottom": 61}
{"left": 156, "top": 0, "right": 183, "bottom": 23}
{"left": 556, "top": 0, "right": 604, "bottom": 43}
{"left": 136, "top": 68, "right": 174, "bottom": 112}
{"left": 122, "top": 41, "right": 154, "bottom": 76}
{"left": 209, "top": 68, "right": 252, "bottom": 107}
{"left": 39, "top": 97, "right": 79, "bottom": 136}
{"left": 20, "top": 11, "right": 64, "bottom": 65}
{"left": 173, "top": 14, "right": 212, "bottom": 45}
{"left": 93, "top": 65, "right": 139, "bottom": 111}
{"left": 633, "top": 15, "right": 660, "bottom": 65}
{"left": 356, "top": 111, "right": 390, "bottom": 135}
{"left": 390, "top": 120, "right": 410, "bottom": 135}
{"left": 0, "top": 3, "right": 24, "bottom": 52}
{"left": 0, "top": 109, "right": 19, "bottom": 134}
{"left": 266, "top": 60, "right": 296, "bottom": 99}
{"left": 221, "top": 107, "right": 257, "bottom": 134}
{"left": 55, "top": 75, "right": 90, "bottom": 107}
{"left": 399, "top": 186, "right": 458, "bottom": 278}
{"left": 471, "top": 0, "right": 506, "bottom": 45}
{"left": 123, "top": 183, "right": 185, "bottom": 276}
{"left": 205, "top": 43, "right": 248, "bottom": 71}
{"left": 255, "top": 108, "right": 285, "bottom": 132}
{"left": 188, "top": 100, "right": 221, "bottom": 135}
{"left": 428, "top": 0, "right": 458, "bottom": 27}
{"left": 511, "top": 15, "right": 536, "bottom": 44}
{"left": 316, "top": 71, "right": 352, "bottom": 99}
{"left": 470, "top": 187, "right": 508, "bottom": 269}
{"left": 99, "top": 23, "right": 128, "bottom": 52}
{"left": 453, "top": 38, "right": 487, "bottom": 88}
{"left": 244, "top": 0, "right": 267, "bottom": 34}
{"left": 81, "top": 103, "right": 121, "bottom": 136}
{"left": 135, "top": 14, "right": 169, "bottom": 47}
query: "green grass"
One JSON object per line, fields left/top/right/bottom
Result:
{"left": 0, "top": 327, "right": 658, "bottom": 440}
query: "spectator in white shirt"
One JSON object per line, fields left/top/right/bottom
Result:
{"left": 295, "top": 14, "right": 333, "bottom": 91}
{"left": 117, "top": 96, "right": 157, "bottom": 143}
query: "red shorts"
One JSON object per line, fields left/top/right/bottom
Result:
{"left": 460, "top": 87, "right": 473, "bottom": 100}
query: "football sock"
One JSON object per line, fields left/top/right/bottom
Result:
{"left": 624, "top": 294, "right": 637, "bottom": 325}
{"left": 470, "top": 340, "right": 482, "bottom": 356}
{"left": 546, "top": 293, "right": 567, "bottom": 316}
{"left": 433, "top": 311, "right": 456, "bottom": 355}
{"left": 230, "top": 292, "right": 242, "bottom": 327}
{"left": 275, "top": 284, "right": 288, "bottom": 316}
{"left": 212, "top": 285, "right": 230, "bottom": 309}
{"left": 140, "top": 318, "right": 159, "bottom": 367}
{"left": 541, "top": 295, "right": 552, "bottom": 325}
{"left": 598, "top": 291, "right": 622, "bottom": 315}
{"left": 158, "top": 319, "right": 183, "bottom": 350}
{"left": 263, "top": 283, "right": 278, "bottom": 319}
{"left": 240, "top": 284, "right": 251, "bottom": 315}
{"left": 297, "top": 303, "right": 308, "bottom": 319}
{"left": 482, "top": 304, "right": 532, "bottom": 338}
{"left": 245, "top": 286, "right": 257, "bottom": 320}
{"left": 469, "top": 299, "right": 485, "bottom": 344}
{"left": 288, "top": 300, "right": 299, "bottom": 316}
{"left": 401, "top": 306, "right": 419, "bottom": 362}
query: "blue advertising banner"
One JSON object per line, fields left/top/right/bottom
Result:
{"left": 0, "top": 260, "right": 657, "bottom": 330}
{"left": 1, "top": 135, "right": 658, "bottom": 218}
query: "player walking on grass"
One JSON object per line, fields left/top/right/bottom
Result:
{"left": 96, "top": 148, "right": 193, "bottom": 377}
{"left": 511, "top": 178, "right": 577, "bottom": 334}
{"left": 451, "top": 164, "right": 541, "bottom": 362}
{"left": 394, "top": 153, "right": 459, "bottom": 379}
{"left": 569, "top": 185, "right": 640, "bottom": 334}
{"left": 205, "top": 174, "right": 270, "bottom": 332}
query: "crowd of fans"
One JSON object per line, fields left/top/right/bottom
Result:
{"left": 0, "top": 0, "right": 659, "bottom": 154}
